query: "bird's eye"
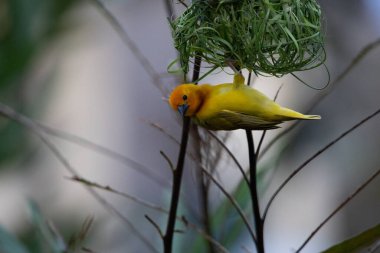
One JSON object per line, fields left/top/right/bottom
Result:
{"left": 182, "top": 95, "right": 188, "bottom": 100}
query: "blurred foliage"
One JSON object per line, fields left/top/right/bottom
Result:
{"left": 0, "top": 225, "right": 29, "bottom": 253}
{"left": 27, "top": 201, "right": 67, "bottom": 253}
{"left": 321, "top": 223, "right": 380, "bottom": 253}
{"left": 184, "top": 139, "right": 287, "bottom": 252}
{"left": 0, "top": 201, "right": 93, "bottom": 253}
{"left": 0, "top": 0, "right": 78, "bottom": 165}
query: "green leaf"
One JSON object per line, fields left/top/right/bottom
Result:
{"left": 28, "top": 201, "right": 67, "bottom": 253}
{"left": 0, "top": 0, "right": 78, "bottom": 166}
{"left": 321, "top": 224, "right": 380, "bottom": 253}
{"left": 0, "top": 225, "right": 30, "bottom": 253}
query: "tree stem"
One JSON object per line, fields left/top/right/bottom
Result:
{"left": 163, "top": 56, "right": 201, "bottom": 253}
{"left": 246, "top": 130, "right": 265, "bottom": 253}
{"left": 163, "top": 116, "right": 191, "bottom": 253}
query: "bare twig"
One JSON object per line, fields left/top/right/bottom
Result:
{"left": 0, "top": 102, "right": 159, "bottom": 253}
{"left": 201, "top": 167, "right": 257, "bottom": 244}
{"left": 256, "top": 84, "right": 284, "bottom": 158}
{"left": 247, "top": 70, "right": 253, "bottom": 86}
{"left": 207, "top": 131, "right": 249, "bottom": 187}
{"left": 163, "top": 116, "right": 191, "bottom": 253}
{"left": 368, "top": 240, "right": 380, "bottom": 253}
{"left": 147, "top": 121, "right": 180, "bottom": 145}
{"left": 263, "top": 107, "right": 380, "bottom": 221}
{"left": 67, "top": 216, "right": 94, "bottom": 250}
{"left": 163, "top": 55, "right": 202, "bottom": 253}
{"left": 192, "top": 126, "right": 217, "bottom": 253}
{"left": 145, "top": 215, "right": 164, "bottom": 239}
{"left": 160, "top": 150, "right": 175, "bottom": 172}
{"left": 81, "top": 247, "right": 98, "bottom": 253}
{"left": 242, "top": 245, "right": 253, "bottom": 253}
{"left": 177, "top": 1, "right": 188, "bottom": 8}
{"left": 180, "top": 216, "right": 229, "bottom": 253}
{"left": 89, "top": 0, "right": 165, "bottom": 92}
{"left": 39, "top": 123, "right": 169, "bottom": 188}
{"left": 259, "top": 38, "right": 380, "bottom": 160}
{"left": 243, "top": 70, "right": 264, "bottom": 252}
{"left": 246, "top": 130, "right": 264, "bottom": 253}
{"left": 163, "top": 0, "right": 175, "bottom": 20}
{"left": 296, "top": 167, "right": 380, "bottom": 252}
{"left": 258, "top": 122, "right": 297, "bottom": 160}
{"left": 147, "top": 120, "right": 198, "bottom": 162}
{"left": 333, "top": 38, "right": 380, "bottom": 86}
{"left": 69, "top": 176, "right": 169, "bottom": 214}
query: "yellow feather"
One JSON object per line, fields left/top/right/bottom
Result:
{"left": 169, "top": 74, "right": 320, "bottom": 131}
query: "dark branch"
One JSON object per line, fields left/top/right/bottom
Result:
{"left": 207, "top": 131, "right": 249, "bottom": 186}
{"left": 163, "top": 55, "right": 201, "bottom": 253}
{"left": 90, "top": 0, "right": 165, "bottom": 92}
{"left": 296, "top": 167, "right": 380, "bottom": 252}
{"left": 246, "top": 130, "right": 264, "bottom": 253}
{"left": 145, "top": 215, "right": 164, "bottom": 239}
{"left": 201, "top": 167, "right": 257, "bottom": 243}
{"left": 259, "top": 38, "right": 380, "bottom": 160}
{"left": 263, "top": 107, "right": 380, "bottom": 221}
{"left": 0, "top": 102, "right": 159, "bottom": 253}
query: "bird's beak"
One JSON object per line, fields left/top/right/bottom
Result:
{"left": 177, "top": 104, "right": 189, "bottom": 116}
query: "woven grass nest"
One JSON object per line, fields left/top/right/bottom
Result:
{"left": 170, "top": 0, "right": 325, "bottom": 77}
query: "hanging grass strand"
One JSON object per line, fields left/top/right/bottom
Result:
{"left": 170, "top": 0, "right": 325, "bottom": 76}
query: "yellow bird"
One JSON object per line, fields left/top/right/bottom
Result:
{"left": 169, "top": 74, "right": 321, "bottom": 130}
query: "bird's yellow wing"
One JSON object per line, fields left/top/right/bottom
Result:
{"left": 194, "top": 109, "right": 281, "bottom": 130}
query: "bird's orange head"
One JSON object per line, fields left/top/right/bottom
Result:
{"left": 169, "top": 84, "right": 202, "bottom": 117}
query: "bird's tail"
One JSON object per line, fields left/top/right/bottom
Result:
{"left": 278, "top": 107, "right": 321, "bottom": 120}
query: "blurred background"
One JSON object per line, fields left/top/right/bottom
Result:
{"left": 0, "top": 0, "right": 380, "bottom": 252}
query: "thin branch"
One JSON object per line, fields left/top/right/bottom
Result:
{"left": 163, "top": 0, "right": 175, "bottom": 20}
{"left": 40, "top": 116, "right": 199, "bottom": 230}
{"left": 302, "top": 38, "right": 380, "bottom": 118}
{"left": 39, "top": 123, "right": 170, "bottom": 188}
{"left": 247, "top": 70, "right": 253, "bottom": 86}
{"left": 204, "top": 131, "right": 231, "bottom": 179}
{"left": 199, "top": 176, "right": 215, "bottom": 253}
{"left": 177, "top": 0, "right": 188, "bottom": 8}
{"left": 368, "top": 240, "right": 380, "bottom": 253}
{"left": 333, "top": 38, "right": 380, "bottom": 86}
{"left": 147, "top": 121, "right": 180, "bottom": 145}
{"left": 163, "top": 115, "right": 191, "bottom": 253}
{"left": 146, "top": 123, "right": 202, "bottom": 219}
{"left": 89, "top": 0, "right": 165, "bottom": 92}
{"left": 145, "top": 215, "right": 164, "bottom": 239}
{"left": 256, "top": 130, "right": 267, "bottom": 160}
{"left": 246, "top": 130, "right": 264, "bottom": 253}
{"left": 241, "top": 70, "right": 264, "bottom": 252}
{"left": 258, "top": 122, "right": 297, "bottom": 160}
{"left": 192, "top": 127, "right": 216, "bottom": 253}
{"left": 67, "top": 216, "right": 94, "bottom": 250}
{"left": 0, "top": 102, "right": 159, "bottom": 253}
{"left": 263, "top": 107, "right": 380, "bottom": 221}
{"left": 69, "top": 176, "right": 169, "bottom": 214}
{"left": 242, "top": 245, "right": 253, "bottom": 253}
{"left": 160, "top": 150, "right": 175, "bottom": 172}
{"left": 39, "top": 118, "right": 202, "bottom": 225}
{"left": 163, "top": 55, "right": 202, "bottom": 253}
{"left": 81, "top": 247, "right": 98, "bottom": 253}
{"left": 259, "top": 38, "right": 380, "bottom": 160}
{"left": 180, "top": 216, "right": 229, "bottom": 253}
{"left": 207, "top": 131, "right": 249, "bottom": 187}
{"left": 296, "top": 167, "right": 380, "bottom": 252}
{"left": 147, "top": 120, "right": 198, "bottom": 162}
{"left": 256, "top": 84, "right": 284, "bottom": 157}
{"left": 201, "top": 167, "right": 257, "bottom": 244}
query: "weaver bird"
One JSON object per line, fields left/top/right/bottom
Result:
{"left": 169, "top": 74, "right": 320, "bottom": 130}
